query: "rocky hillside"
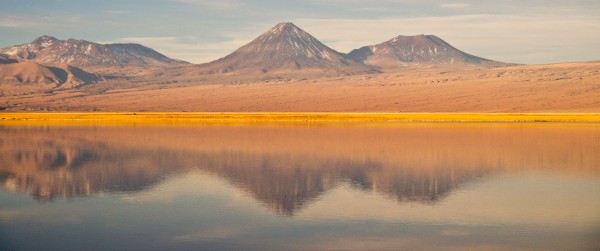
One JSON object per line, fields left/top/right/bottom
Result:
{"left": 0, "top": 35, "right": 189, "bottom": 68}
{"left": 0, "top": 61, "right": 100, "bottom": 89}
{"left": 348, "top": 34, "right": 508, "bottom": 68}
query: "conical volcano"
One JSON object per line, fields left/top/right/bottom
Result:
{"left": 193, "top": 22, "right": 375, "bottom": 76}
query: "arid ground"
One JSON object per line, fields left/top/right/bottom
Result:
{"left": 2, "top": 61, "right": 599, "bottom": 112}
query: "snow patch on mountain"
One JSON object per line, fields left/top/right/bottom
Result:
{"left": 0, "top": 36, "right": 189, "bottom": 67}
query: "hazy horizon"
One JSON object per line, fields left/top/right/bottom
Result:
{"left": 1, "top": 0, "right": 599, "bottom": 65}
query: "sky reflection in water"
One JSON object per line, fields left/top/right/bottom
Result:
{"left": 1, "top": 124, "right": 599, "bottom": 250}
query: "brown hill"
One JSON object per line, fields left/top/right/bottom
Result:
{"left": 348, "top": 34, "right": 509, "bottom": 69}
{"left": 184, "top": 22, "right": 377, "bottom": 79}
{"left": 0, "top": 35, "right": 189, "bottom": 68}
{"left": 0, "top": 61, "right": 100, "bottom": 89}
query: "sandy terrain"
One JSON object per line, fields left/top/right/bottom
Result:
{"left": 1, "top": 61, "right": 599, "bottom": 112}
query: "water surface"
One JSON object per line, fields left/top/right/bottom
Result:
{"left": 1, "top": 123, "right": 599, "bottom": 250}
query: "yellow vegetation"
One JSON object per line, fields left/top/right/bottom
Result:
{"left": 1, "top": 112, "right": 599, "bottom": 125}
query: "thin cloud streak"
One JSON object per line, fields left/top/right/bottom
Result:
{"left": 112, "top": 36, "right": 248, "bottom": 64}
{"left": 172, "top": 0, "right": 241, "bottom": 9}
{"left": 440, "top": 3, "right": 470, "bottom": 9}
{"left": 0, "top": 17, "right": 43, "bottom": 28}
{"left": 0, "top": 15, "right": 84, "bottom": 29}
{"left": 106, "top": 10, "right": 130, "bottom": 14}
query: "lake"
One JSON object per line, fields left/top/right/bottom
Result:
{"left": 1, "top": 123, "right": 599, "bottom": 250}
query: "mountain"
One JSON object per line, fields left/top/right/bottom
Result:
{"left": 0, "top": 35, "right": 189, "bottom": 68}
{"left": 348, "top": 34, "right": 507, "bottom": 68}
{"left": 0, "top": 61, "right": 100, "bottom": 89}
{"left": 189, "top": 22, "right": 376, "bottom": 77}
{"left": 0, "top": 54, "right": 18, "bottom": 64}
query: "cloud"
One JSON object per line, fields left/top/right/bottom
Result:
{"left": 111, "top": 35, "right": 250, "bottom": 63}
{"left": 0, "top": 15, "right": 84, "bottom": 29}
{"left": 0, "top": 17, "right": 43, "bottom": 28}
{"left": 172, "top": 0, "right": 241, "bottom": 9}
{"left": 440, "top": 3, "right": 470, "bottom": 9}
{"left": 106, "top": 10, "right": 130, "bottom": 15}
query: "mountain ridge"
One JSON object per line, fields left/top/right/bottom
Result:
{"left": 348, "top": 34, "right": 509, "bottom": 68}
{"left": 0, "top": 22, "right": 514, "bottom": 87}
{"left": 0, "top": 35, "right": 189, "bottom": 68}
{"left": 0, "top": 23, "right": 511, "bottom": 72}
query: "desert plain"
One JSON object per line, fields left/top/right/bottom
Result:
{"left": 1, "top": 61, "right": 599, "bottom": 114}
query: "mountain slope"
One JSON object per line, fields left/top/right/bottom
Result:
{"left": 348, "top": 34, "right": 508, "bottom": 68}
{"left": 0, "top": 36, "right": 189, "bottom": 68}
{"left": 189, "top": 22, "right": 376, "bottom": 77}
{"left": 0, "top": 61, "right": 100, "bottom": 89}
{"left": 0, "top": 54, "right": 18, "bottom": 64}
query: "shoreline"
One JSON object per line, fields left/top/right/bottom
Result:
{"left": 1, "top": 112, "right": 600, "bottom": 124}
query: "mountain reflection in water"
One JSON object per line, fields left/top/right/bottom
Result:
{"left": 1, "top": 124, "right": 599, "bottom": 216}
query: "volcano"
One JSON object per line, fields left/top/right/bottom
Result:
{"left": 191, "top": 22, "right": 376, "bottom": 76}
{"left": 348, "top": 34, "right": 508, "bottom": 68}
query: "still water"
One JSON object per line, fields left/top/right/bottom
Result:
{"left": 1, "top": 123, "right": 599, "bottom": 250}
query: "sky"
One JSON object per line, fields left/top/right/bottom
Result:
{"left": 1, "top": 0, "right": 599, "bottom": 64}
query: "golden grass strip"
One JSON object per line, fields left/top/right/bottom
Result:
{"left": 1, "top": 112, "right": 599, "bottom": 125}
